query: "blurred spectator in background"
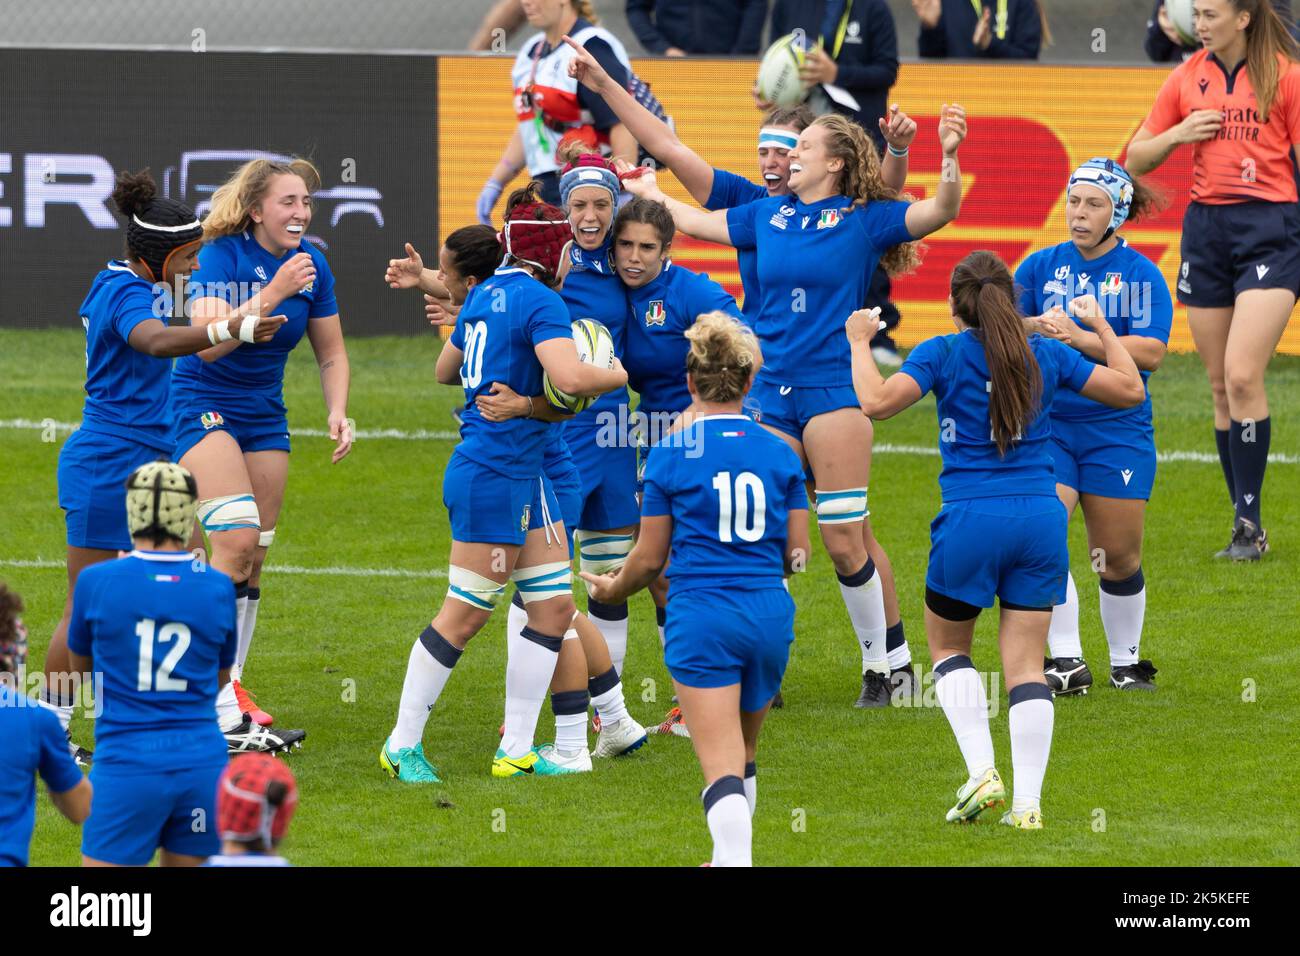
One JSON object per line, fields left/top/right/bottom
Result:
{"left": 912, "top": 0, "right": 1050, "bottom": 59}
{"left": 766, "top": 1, "right": 904, "bottom": 363}
{"left": 1145, "top": 0, "right": 1298, "bottom": 61}
{"left": 470, "top": 0, "right": 528, "bottom": 51}
{"left": 626, "top": 0, "right": 768, "bottom": 55}
{"left": 767, "top": 0, "right": 899, "bottom": 150}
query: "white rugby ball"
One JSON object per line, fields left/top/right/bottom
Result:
{"left": 544, "top": 318, "right": 615, "bottom": 413}
{"left": 756, "top": 33, "right": 809, "bottom": 109}
{"left": 1164, "top": 0, "right": 1199, "bottom": 46}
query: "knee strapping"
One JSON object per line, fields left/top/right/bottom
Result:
{"left": 446, "top": 566, "right": 507, "bottom": 611}
{"left": 575, "top": 531, "right": 634, "bottom": 576}
{"left": 511, "top": 560, "right": 572, "bottom": 604}
{"left": 815, "top": 487, "right": 868, "bottom": 524}
{"left": 196, "top": 494, "right": 260, "bottom": 534}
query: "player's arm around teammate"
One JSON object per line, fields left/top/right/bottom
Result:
{"left": 173, "top": 158, "right": 351, "bottom": 734}
{"left": 44, "top": 169, "right": 282, "bottom": 765}
{"left": 584, "top": 312, "right": 810, "bottom": 866}
{"left": 1126, "top": 0, "right": 1300, "bottom": 559}
{"left": 847, "top": 251, "right": 1143, "bottom": 828}
{"left": 1014, "top": 159, "right": 1173, "bottom": 693}
{"left": 380, "top": 186, "right": 627, "bottom": 783}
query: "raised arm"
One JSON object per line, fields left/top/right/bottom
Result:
{"left": 1126, "top": 111, "right": 1223, "bottom": 176}
{"left": 903, "top": 104, "right": 966, "bottom": 239}
{"left": 846, "top": 308, "right": 924, "bottom": 418}
{"left": 191, "top": 250, "right": 315, "bottom": 362}
{"left": 564, "top": 36, "right": 716, "bottom": 204}
{"left": 386, "top": 242, "right": 451, "bottom": 298}
{"left": 620, "top": 165, "right": 734, "bottom": 245}
{"left": 878, "top": 104, "right": 917, "bottom": 194}
{"left": 127, "top": 312, "right": 285, "bottom": 358}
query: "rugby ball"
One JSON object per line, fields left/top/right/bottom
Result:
{"left": 544, "top": 318, "right": 615, "bottom": 413}
{"left": 756, "top": 33, "right": 809, "bottom": 109}
{"left": 1164, "top": 0, "right": 1199, "bottom": 46}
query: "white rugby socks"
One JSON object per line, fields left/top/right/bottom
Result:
{"left": 1047, "top": 572, "right": 1082, "bottom": 659}
{"left": 743, "top": 761, "right": 757, "bottom": 817}
{"left": 501, "top": 625, "right": 561, "bottom": 758}
{"left": 1007, "top": 683, "right": 1054, "bottom": 813}
{"left": 703, "top": 776, "right": 752, "bottom": 867}
{"left": 390, "top": 626, "right": 462, "bottom": 751}
{"left": 837, "top": 559, "right": 888, "bottom": 674}
{"left": 933, "top": 655, "right": 995, "bottom": 780}
{"left": 235, "top": 586, "right": 260, "bottom": 677}
{"left": 587, "top": 598, "right": 629, "bottom": 677}
{"left": 1099, "top": 568, "right": 1146, "bottom": 668}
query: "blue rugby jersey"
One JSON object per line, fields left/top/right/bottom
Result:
{"left": 559, "top": 240, "right": 631, "bottom": 430}
{"left": 900, "top": 331, "right": 1095, "bottom": 502}
{"left": 77, "top": 261, "right": 174, "bottom": 451}
{"left": 0, "top": 685, "right": 84, "bottom": 866}
{"left": 704, "top": 167, "right": 767, "bottom": 319}
{"left": 640, "top": 415, "right": 807, "bottom": 592}
{"left": 448, "top": 268, "right": 573, "bottom": 479}
{"left": 726, "top": 194, "right": 912, "bottom": 387}
{"left": 1015, "top": 238, "right": 1172, "bottom": 425}
{"left": 171, "top": 232, "right": 338, "bottom": 405}
{"left": 624, "top": 262, "right": 743, "bottom": 416}
{"left": 66, "top": 550, "right": 237, "bottom": 771}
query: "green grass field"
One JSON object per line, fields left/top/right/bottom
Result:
{"left": 4, "top": 328, "right": 1298, "bottom": 866}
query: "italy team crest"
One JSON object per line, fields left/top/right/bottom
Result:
{"left": 1101, "top": 272, "right": 1123, "bottom": 295}
{"left": 200, "top": 411, "right": 224, "bottom": 430}
{"left": 520, "top": 505, "right": 531, "bottom": 532}
{"left": 817, "top": 209, "right": 841, "bottom": 230}
{"left": 645, "top": 300, "right": 666, "bottom": 327}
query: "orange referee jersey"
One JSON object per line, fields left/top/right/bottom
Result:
{"left": 1143, "top": 50, "right": 1300, "bottom": 204}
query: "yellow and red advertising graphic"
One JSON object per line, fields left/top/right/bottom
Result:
{"left": 439, "top": 57, "right": 1300, "bottom": 353}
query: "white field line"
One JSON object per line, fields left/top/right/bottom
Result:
{"left": 0, "top": 557, "right": 446, "bottom": 579}
{"left": 4, "top": 418, "right": 1295, "bottom": 464}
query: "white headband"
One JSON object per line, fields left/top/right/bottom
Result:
{"left": 758, "top": 127, "right": 799, "bottom": 150}
{"left": 132, "top": 214, "right": 202, "bottom": 233}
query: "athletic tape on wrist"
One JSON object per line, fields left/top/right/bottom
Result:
{"left": 238, "top": 316, "right": 259, "bottom": 343}
{"left": 207, "top": 319, "right": 233, "bottom": 345}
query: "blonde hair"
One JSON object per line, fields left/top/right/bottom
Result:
{"left": 684, "top": 311, "right": 759, "bottom": 403}
{"left": 202, "top": 158, "right": 322, "bottom": 241}
{"left": 572, "top": 1, "right": 598, "bottom": 23}
{"left": 811, "top": 113, "right": 921, "bottom": 277}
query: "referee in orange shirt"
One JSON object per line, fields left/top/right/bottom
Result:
{"left": 1128, "top": 0, "right": 1300, "bottom": 561}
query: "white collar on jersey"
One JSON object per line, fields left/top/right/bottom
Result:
{"left": 694, "top": 414, "right": 751, "bottom": 422}
{"left": 128, "top": 549, "right": 192, "bottom": 562}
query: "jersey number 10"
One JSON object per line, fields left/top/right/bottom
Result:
{"left": 712, "top": 470, "right": 766, "bottom": 543}
{"left": 135, "top": 618, "right": 192, "bottom": 692}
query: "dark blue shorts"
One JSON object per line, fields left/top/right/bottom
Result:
{"left": 444, "top": 452, "right": 560, "bottom": 547}
{"left": 927, "top": 497, "right": 1069, "bottom": 610}
{"left": 58, "top": 429, "right": 171, "bottom": 550}
{"left": 664, "top": 586, "right": 794, "bottom": 713}
{"left": 172, "top": 391, "right": 291, "bottom": 462}
{"left": 82, "top": 763, "right": 224, "bottom": 865}
{"left": 565, "top": 423, "right": 640, "bottom": 532}
{"left": 1178, "top": 201, "right": 1300, "bottom": 308}
{"left": 744, "top": 379, "right": 859, "bottom": 442}
{"left": 1050, "top": 416, "right": 1156, "bottom": 500}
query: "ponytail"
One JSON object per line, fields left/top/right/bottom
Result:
{"left": 571, "top": 0, "right": 598, "bottom": 24}
{"left": 950, "top": 251, "right": 1041, "bottom": 456}
{"left": 1235, "top": 0, "right": 1300, "bottom": 122}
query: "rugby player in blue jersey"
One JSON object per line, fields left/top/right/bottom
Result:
{"left": 846, "top": 250, "right": 1145, "bottom": 828}
{"left": 584, "top": 312, "right": 810, "bottom": 866}
{"left": 44, "top": 170, "right": 283, "bottom": 765}
{"left": 1016, "top": 159, "right": 1172, "bottom": 694}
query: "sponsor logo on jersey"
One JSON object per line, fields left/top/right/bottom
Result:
{"left": 153, "top": 574, "right": 180, "bottom": 583}
{"left": 1054, "top": 265, "right": 1070, "bottom": 281}
{"left": 1078, "top": 272, "right": 1091, "bottom": 288}
{"left": 817, "top": 209, "right": 841, "bottom": 230}
{"left": 801, "top": 215, "right": 811, "bottom": 229}
{"left": 1044, "top": 280, "right": 1069, "bottom": 296}
{"left": 1101, "top": 272, "right": 1123, "bottom": 295}
{"left": 845, "top": 21, "right": 862, "bottom": 42}
{"left": 1256, "top": 264, "right": 1269, "bottom": 280}
{"left": 769, "top": 212, "right": 788, "bottom": 230}
{"left": 779, "top": 385, "right": 792, "bottom": 396}
{"left": 299, "top": 281, "right": 314, "bottom": 294}
{"left": 200, "top": 411, "right": 224, "bottom": 430}
{"left": 1121, "top": 468, "right": 1134, "bottom": 486}
{"left": 645, "top": 299, "right": 666, "bottom": 326}
{"left": 721, "top": 430, "right": 746, "bottom": 437}
{"left": 520, "top": 505, "right": 531, "bottom": 532}
{"left": 780, "top": 205, "right": 796, "bottom": 217}
{"left": 1198, "top": 78, "right": 1210, "bottom": 95}
{"left": 254, "top": 266, "right": 269, "bottom": 282}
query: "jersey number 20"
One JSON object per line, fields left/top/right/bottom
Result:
{"left": 462, "top": 321, "right": 488, "bottom": 389}
{"left": 712, "top": 470, "right": 766, "bottom": 543}
{"left": 135, "top": 618, "right": 192, "bottom": 692}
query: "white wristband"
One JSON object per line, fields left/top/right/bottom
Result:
{"left": 206, "top": 319, "right": 233, "bottom": 345}
{"left": 237, "top": 316, "right": 259, "bottom": 343}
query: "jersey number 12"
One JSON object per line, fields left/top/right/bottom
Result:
{"left": 136, "top": 618, "right": 191, "bottom": 692}
{"left": 712, "top": 470, "right": 766, "bottom": 543}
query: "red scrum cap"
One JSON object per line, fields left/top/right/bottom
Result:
{"left": 218, "top": 753, "right": 299, "bottom": 849}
